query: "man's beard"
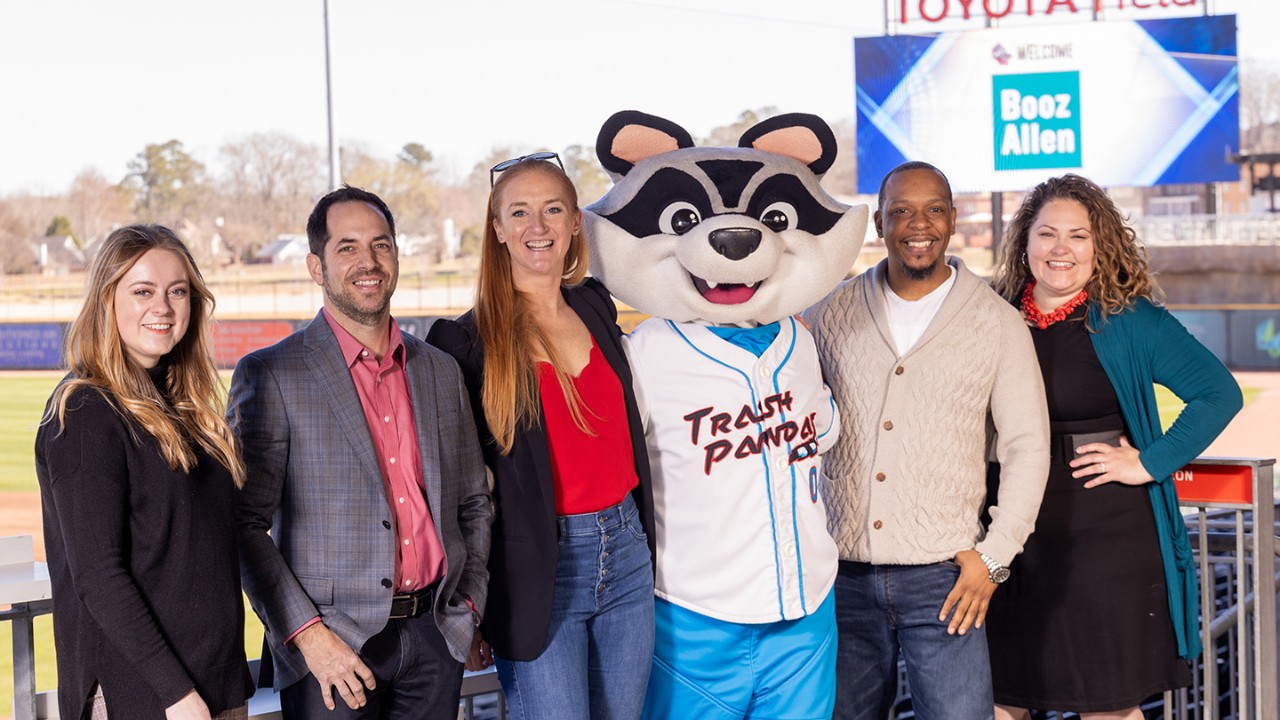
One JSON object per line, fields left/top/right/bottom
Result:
{"left": 323, "top": 270, "right": 391, "bottom": 327}
{"left": 903, "top": 259, "right": 942, "bottom": 282}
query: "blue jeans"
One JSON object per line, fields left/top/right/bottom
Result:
{"left": 833, "top": 561, "right": 994, "bottom": 720}
{"left": 495, "top": 495, "right": 655, "bottom": 720}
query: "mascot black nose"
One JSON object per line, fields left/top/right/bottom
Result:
{"left": 709, "top": 228, "right": 762, "bottom": 261}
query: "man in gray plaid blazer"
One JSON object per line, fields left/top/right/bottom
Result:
{"left": 230, "top": 186, "right": 491, "bottom": 719}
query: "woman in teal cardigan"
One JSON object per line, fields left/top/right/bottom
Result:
{"left": 986, "top": 174, "right": 1242, "bottom": 720}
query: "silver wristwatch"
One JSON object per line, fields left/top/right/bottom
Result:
{"left": 978, "top": 552, "right": 1010, "bottom": 584}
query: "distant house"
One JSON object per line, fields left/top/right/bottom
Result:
{"left": 250, "top": 233, "right": 438, "bottom": 263}
{"left": 26, "top": 235, "right": 86, "bottom": 275}
{"left": 252, "top": 234, "right": 310, "bottom": 264}
{"left": 397, "top": 233, "right": 436, "bottom": 258}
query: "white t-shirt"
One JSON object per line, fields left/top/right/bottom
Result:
{"left": 883, "top": 265, "right": 956, "bottom": 356}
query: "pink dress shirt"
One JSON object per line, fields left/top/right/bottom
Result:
{"left": 324, "top": 310, "right": 447, "bottom": 592}
{"left": 287, "top": 313, "right": 470, "bottom": 644}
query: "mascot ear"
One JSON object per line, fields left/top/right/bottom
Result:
{"left": 739, "top": 113, "right": 838, "bottom": 177}
{"left": 596, "top": 111, "right": 695, "bottom": 178}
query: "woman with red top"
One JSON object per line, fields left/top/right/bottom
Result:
{"left": 427, "top": 154, "right": 655, "bottom": 720}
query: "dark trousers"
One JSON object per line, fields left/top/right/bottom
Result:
{"left": 281, "top": 613, "right": 464, "bottom": 720}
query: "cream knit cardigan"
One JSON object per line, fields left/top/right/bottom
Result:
{"left": 807, "top": 257, "right": 1050, "bottom": 567}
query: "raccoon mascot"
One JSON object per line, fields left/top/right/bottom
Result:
{"left": 583, "top": 111, "right": 868, "bottom": 720}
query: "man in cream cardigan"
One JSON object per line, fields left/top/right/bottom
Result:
{"left": 806, "top": 161, "right": 1050, "bottom": 720}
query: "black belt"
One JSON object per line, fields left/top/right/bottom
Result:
{"left": 389, "top": 584, "right": 436, "bottom": 620}
{"left": 1049, "top": 429, "right": 1122, "bottom": 464}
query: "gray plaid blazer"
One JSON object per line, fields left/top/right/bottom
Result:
{"left": 229, "top": 311, "right": 491, "bottom": 689}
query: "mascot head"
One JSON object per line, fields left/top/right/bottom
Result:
{"left": 583, "top": 110, "right": 867, "bottom": 326}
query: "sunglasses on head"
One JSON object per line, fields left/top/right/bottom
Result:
{"left": 490, "top": 151, "right": 564, "bottom": 187}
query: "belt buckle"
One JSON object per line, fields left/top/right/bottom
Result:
{"left": 389, "top": 592, "right": 412, "bottom": 620}
{"left": 390, "top": 585, "right": 435, "bottom": 620}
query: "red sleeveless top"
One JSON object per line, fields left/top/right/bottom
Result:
{"left": 538, "top": 339, "right": 639, "bottom": 515}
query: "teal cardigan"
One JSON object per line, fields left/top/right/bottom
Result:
{"left": 1087, "top": 299, "right": 1243, "bottom": 660}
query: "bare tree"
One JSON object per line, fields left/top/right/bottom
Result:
{"left": 0, "top": 194, "right": 69, "bottom": 274}
{"left": 0, "top": 200, "right": 36, "bottom": 274}
{"left": 1240, "top": 60, "right": 1280, "bottom": 153}
{"left": 824, "top": 116, "right": 858, "bottom": 198}
{"left": 68, "top": 169, "right": 133, "bottom": 247}
{"left": 217, "top": 132, "right": 326, "bottom": 260}
{"left": 563, "top": 143, "right": 611, "bottom": 206}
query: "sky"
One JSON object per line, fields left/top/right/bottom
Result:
{"left": 1, "top": 0, "right": 1276, "bottom": 196}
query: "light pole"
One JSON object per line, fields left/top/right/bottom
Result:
{"left": 324, "top": 0, "right": 341, "bottom": 191}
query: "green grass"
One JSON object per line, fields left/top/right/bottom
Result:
{"left": 0, "top": 375, "right": 61, "bottom": 493}
{"left": 0, "top": 373, "right": 234, "bottom": 494}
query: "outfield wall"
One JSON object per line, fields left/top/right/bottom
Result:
{"left": 0, "top": 317, "right": 451, "bottom": 371}
{"left": 2, "top": 308, "right": 1277, "bottom": 371}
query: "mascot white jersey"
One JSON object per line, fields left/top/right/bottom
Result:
{"left": 584, "top": 110, "right": 867, "bottom": 719}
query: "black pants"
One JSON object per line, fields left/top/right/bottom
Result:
{"left": 281, "top": 614, "right": 463, "bottom": 720}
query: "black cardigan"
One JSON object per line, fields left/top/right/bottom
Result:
{"left": 36, "top": 374, "right": 253, "bottom": 718}
{"left": 426, "top": 278, "right": 654, "bottom": 661}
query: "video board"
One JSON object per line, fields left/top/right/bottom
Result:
{"left": 855, "top": 15, "right": 1239, "bottom": 193}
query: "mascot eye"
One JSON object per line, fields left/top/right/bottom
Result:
{"left": 760, "top": 202, "right": 797, "bottom": 232}
{"left": 659, "top": 202, "right": 702, "bottom": 235}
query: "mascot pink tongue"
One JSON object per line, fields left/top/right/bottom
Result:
{"left": 697, "top": 281, "right": 757, "bottom": 304}
{"left": 582, "top": 110, "right": 867, "bottom": 720}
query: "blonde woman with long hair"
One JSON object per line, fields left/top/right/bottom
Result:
{"left": 37, "top": 225, "right": 253, "bottom": 720}
{"left": 428, "top": 155, "right": 655, "bottom": 719}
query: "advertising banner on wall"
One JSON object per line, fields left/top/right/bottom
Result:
{"left": 210, "top": 320, "right": 297, "bottom": 369}
{"left": 855, "top": 15, "right": 1239, "bottom": 193}
{"left": 1170, "top": 309, "right": 1229, "bottom": 362}
{"left": 1227, "top": 309, "right": 1280, "bottom": 370}
{"left": 0, "top": 323, "right": 64, "bottom": 369}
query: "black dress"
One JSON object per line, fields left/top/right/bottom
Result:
{"left": 987, "top": 305, "right": 1191, "bottom": 713}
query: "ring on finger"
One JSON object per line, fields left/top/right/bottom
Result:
{"left": 1100, "top": 462, "right": 1106, "bottom": 473}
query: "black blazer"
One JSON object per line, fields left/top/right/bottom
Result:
{"left": 426, "top": 278, "right": 654, "bottom": 661}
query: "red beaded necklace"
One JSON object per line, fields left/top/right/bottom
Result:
{"left": 1021, "top": 280, "right": 1087, "bottom": 330}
